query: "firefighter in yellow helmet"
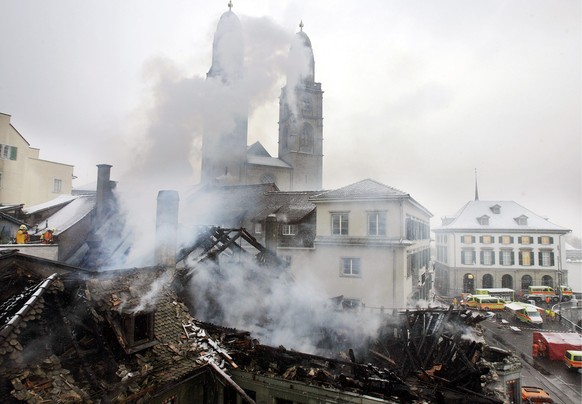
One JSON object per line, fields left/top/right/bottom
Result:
{"left": 16, "top": 225, "right": 30, "bottom": 244}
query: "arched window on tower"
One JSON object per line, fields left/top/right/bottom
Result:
{"left": 299, "top": 123, "right": 313, "bottom": 153}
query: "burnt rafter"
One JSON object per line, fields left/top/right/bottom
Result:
{"left": 179, "top": 226, "right": 282, "bottom": 270}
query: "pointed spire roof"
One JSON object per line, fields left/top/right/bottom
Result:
{"left": 474, "top": 168, "right": 479, "bottom": 201}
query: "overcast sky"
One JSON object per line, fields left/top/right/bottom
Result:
{"left": 0, "top": 0, "right": 580, "bottom": 236}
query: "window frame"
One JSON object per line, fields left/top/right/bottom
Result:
{"left": 340, "top": 257, "right": 361, "bottom": 277}
{"left": 331, "top": 212, "right": 349, "bottom": 235}
{"left": 281, "top": 224, "right": 297, "bottom": 236}
{"left": 367, "top": 211, "right": 387, "bottom": 236}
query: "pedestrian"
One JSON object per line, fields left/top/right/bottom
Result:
{"left": 15, "top": 225, "right": 29, "bottom": 244}
{"left": 537, "top": 340, "right": 546, "bottom": 358}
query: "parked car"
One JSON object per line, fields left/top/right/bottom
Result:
{"left": 521, "top": 386, "right": 554, "bottom": 403}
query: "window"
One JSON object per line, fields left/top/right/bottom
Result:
{"left": 368, "top": 211, "right": 386, "bottom": 235}
{"left": 299, "top": 123, "right": 314, "bottom": 153}
{"left": 282, "top": 224, "right": 297, "bottom": 235}
{"left": 490, "top": 204, "right": 501, "bottom": 214}
{"left": 539, "top": 251, "right": 554, "bottom": 267}
{"left": 462, "top": 235, "right": 475, "bottom": 244}
{"left": 0, "top": 144, "right": 17, "bottom": 161}
{"left": 515, "top": 215, "right": 528, "bottom": 225}
{"left": 499, "top": 235, "right": 514, "bottom": 244}
{"left": 519, "top": 250, "right": 534, "bottom": 266}
{"left": 502, "top": 274, "right": 513, "bottom": 289}
{"left": 538, "top": 236, "right": 553, "bottom": 245}
{"left": 482, "top": 274, "right": 494, "bottom": 288}
{"left": 461, "top": 249, "right": 476, "bottom": 265}
{"left": 480, "top": 249, "right": 495, "bottom": 265}
{"left": 406, "top": 216, "right": 429, "bottom": 240}
{"left": 477, "top": 215, "right": 490, "bottom": 225}
{"left": 254, "top": 223, "right": 262, "bottom": 234}
{"left": 499, "top": 250, "right": 514, "bottom": 266}
{"left": 120, "top": 311, "right": 155, "bottom": 351}
{"left": 518, "top": 236, "right": 531, "bottom": 244}
{"left": 341, "top": 257, "right": 361, "bottom": 277}
{"left": 521, "top": 275, "right": 533, "bottom": 290}
{"left": 332, "top": 213, "right": 349, "bottom": 235}
{"left": 53, "top": 179, "right": 62, "bottom": 193}
{"left": 480, "top": 235, "right": 493, "bottom": 244}
{"left": 541, "top": 275, "right": 553, "bottom": 287}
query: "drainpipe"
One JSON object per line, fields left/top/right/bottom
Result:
{"left": 155, "top": 190, "right": 179, "bottom": 267}
{"left": 265, "top": 214, "right": 278, "bottom": 256}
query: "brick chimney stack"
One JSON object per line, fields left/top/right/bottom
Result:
{"left": 155, "top": 190, "right": 179, "bottom": 267}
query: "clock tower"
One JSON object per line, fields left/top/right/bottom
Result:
{"left": 278, "top": 22, "right": 323, "bottom": 191}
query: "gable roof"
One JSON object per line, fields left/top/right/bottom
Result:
{"left": 310, "top": 179, "right": 432, "bottom": 217}
{"left": 246, "top": 141, "right": 271, "bottom": 157}
{"left": 30, "top": 195, "right": 95, "bottom": 234}
{"left": 311, "top": 179, "right": 408, "bottom": 201}
{"left": 436, "top": 200, "right": 570, "bottom": 232}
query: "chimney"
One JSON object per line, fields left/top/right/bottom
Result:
{"left": 265, "top": 214, "right": 278, "bottom": 256}
{"left": 155, "top": 190, "right": 179, "bottom": 267}
{"left": 96, "top": 164, "right": 113, "bottom": 221}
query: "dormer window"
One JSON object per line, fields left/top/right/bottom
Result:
{"left": 113, "top": 311, "right": 157, "bottom": 354}
{"left": 477, "top": 215, "right": 490, "bottom": 225}
{"left": 514, "top": 215, "right": 528, "bottom": 226}
{"left": 490, "top": 204, "right": 501, "bottom": 214}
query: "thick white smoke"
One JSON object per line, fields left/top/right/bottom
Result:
{"left": 105, "top": 14, "right": 295, "bottom": 267}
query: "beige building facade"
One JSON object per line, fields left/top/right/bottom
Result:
{"left": 0, "top": 113, "right": 73, "bottom": 206}
{"left": 434, "top": 200, "right": 570, "bottom": 297}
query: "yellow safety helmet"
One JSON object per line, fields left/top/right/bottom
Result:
{"left": 19, "top": 224, "right": 27, "bottom": 230}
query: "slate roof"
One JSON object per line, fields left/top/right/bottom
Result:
{"left": 435, "top": 200, "right": 570, "bottom": 232}
{"left": 247, "top": 155, "right": 292, "bottom": 169}
{"left": 311, "top": 179, "right": 409, "bottom": 200}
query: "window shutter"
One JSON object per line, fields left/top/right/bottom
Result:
{"left": 480, "top": 251, "right": 484, "bottom": 264}
{"left": 9, "top": 147, "right": 17, "bottom": 160}
{"left": 529, "top": 251, "right": 534, "bottom": 266}
{"left": 511, "top": 252, "right": 515, "bottom": 265}
{"left": 538, "top": 252, "right": 542, "bottom": 265}
{"left": 550, "top": 252, "right": 555, "bottom": 266}
{"left": 499, "top": 251, "right": 502, "bottom": 264}
{"left": 471, "top": 236, "right": 475, "bottom": 243}
{"left": 549, "top": 237, "right": 554, "bottom": 244}
{"left": 537, "top": 236, "right": 541, "bottom": 244}
{"left": 461, "top": 253, "right": 465, "bottom": 265}
{"left": 510, "top": 236, "right": 514, "bottom": 243}
{"left": 518, "top": 252, "right": 523, "bottom": 265}
{"left": 518, "top": 236, "right": 522, "bottom": 244}
{"left": 492, "top": 252, "right": 495, "bottom": 265}
{"left": 472, "top": 251, "right": 476, "bottom": 264}
{"left": 479, "top": 236, "right": 483, "bottom": 243}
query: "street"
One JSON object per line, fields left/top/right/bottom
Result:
{"left": 479, "top": 307, "right": 581, "bottom": 404}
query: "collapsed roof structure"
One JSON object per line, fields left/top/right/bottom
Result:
{"left": 0, "top": 222, "right": 519, "bottom": 403}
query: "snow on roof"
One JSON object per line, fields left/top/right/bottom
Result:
{"left": 435, "top": 200, "right": 569, "bottom": 232}
{"left": 32, "top": 195, "right": 95, "bottom": 234}
{"left": 311, "top": 179, "right": 408, "bottom": 200}
{"left": 23, "top": 195, "right": 78, "bottom": 214}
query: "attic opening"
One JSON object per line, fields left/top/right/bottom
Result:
{"left": 114, "top": 311, "right": 157, "bottom": 353}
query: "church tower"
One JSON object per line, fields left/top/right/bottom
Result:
{"left": 201, "top": 2, "right": 248, "bottom": 185}
{"left": 278, "top": 22, "right": 323, "bottom": 191}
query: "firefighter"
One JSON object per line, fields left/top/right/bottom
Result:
{"left": 15, "top": 225, "right": 29, "bottom": 244}
{"left": 532, "top": 342, "right": 539, "bottom": 358}
{"left": 42, "top": 228, "right": 54, "bottom": 244}
{"left": 537, "top": 340, "right": 547, "bottom": 358}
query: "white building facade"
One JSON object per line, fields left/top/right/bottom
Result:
{"left": 285, "top": 179, "right": 432, "bottom": 310}
{"left": 433, "top": 200, "right": 570, "bottom": 297}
